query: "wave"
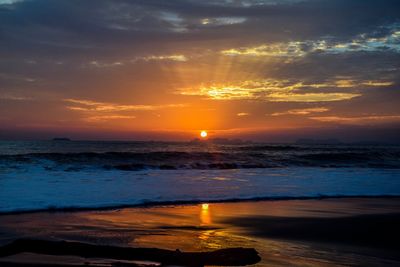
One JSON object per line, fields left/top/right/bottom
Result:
{"left": 1, "top": 148, "right": 400, "bottom": 171}
{"left": 1, "top": 165, "right": 399, "bottom": 214}
{"left": 1, "top": 194, "right": 399, "bottom": 215}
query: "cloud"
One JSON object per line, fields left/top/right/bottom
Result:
{"left": 0, "top": 0, "right": 23, "bottom": 5}
{"left": 88, "top": 61, "right": 124, "bottom": 68}
{"left": 1, "top": 0, "right": 400, "bottom": 138}
{"left": 85, "top": 54, "right": 188, "bottom": 68}
{"left": 65, "top": 99, "right": 159, "bottom": 111}
{"left": 361, "top": 81, "right": 394, "bottom": 87}
{"left": 0, "top": 72, "right": 38, "bottom": 83}
{"left": 221, "top": 41, "right": 316, "bottom": 57}
{"left": 310, "top": 115, "right": 400, "bottom": 125}
{"left": 267, "top": 92, "right": 360, "bottom": 102}
{"left": 159, "top": 11, "right": 187, "bottom": 32}
{"left": 200, "top": 17, "right": 246, "bottom": 26}
{"left": 237, "top": 112, "right": 250, "bottom": 116}
{"left": 327, "top": 26, "right": 400, "bottom": 54}
{"left": 221, "top": 24, "right": 400, "bottom": 58}
{"left": 64, "top": 98, "right": 186, "bottom": 123}
{"left": 177, "top": 78, "right": 391, "bottom": 102}
{"left": 0, "top": 94, "right": 32, "bottom": 101}
{"left": 271, "top": 107, "right": 329, "bottom": 116}
{"left": 132, "top": 54, "right": 188, "bottom": 62}
{"left": 187, "top": 0, "right": 304, "bottom": 8}
{"left": 64, "top": 98, "right": 186, "bottom": 112}
{"left": 331, "top": 79, "right": 393, "bottom": 88}
{"left": 83, "top": 115, "right": 136, "bottom": 122}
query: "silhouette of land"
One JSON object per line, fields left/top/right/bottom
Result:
{"left": 0, "top": 239, "right": 260, "bottom": 267}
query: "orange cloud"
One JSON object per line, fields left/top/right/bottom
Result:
{"left": 268, "top": 93, "right": 359, "bottom": 102}
{"left": 83, "top": 115, "right": 136, "bottom": 122}
{"left": 310, "top": 115, "right": 400, "bottom": 125}
{"left": 64, "top": 98, "right": 187, "bottom": 123}
{"left": 64, "top": 98, "right": 186, "bottom": 112}
{"left": 271, "top": 107, "right": 329, "bottom": 116}
{"left": 179, "top": 79, "right": 363, "bottom": 102}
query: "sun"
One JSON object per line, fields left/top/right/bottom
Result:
{"left": 200, "top": 130, "right": 208, "bottom": 138}
{"left": 201, "top": 203, "right": 209, "bottom": 210}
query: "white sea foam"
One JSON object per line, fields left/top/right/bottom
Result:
{"left": 0, "top": 167, "right": 399, "bottom": 213}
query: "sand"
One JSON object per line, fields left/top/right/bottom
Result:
{"left": 0, "top": 197, "right": 399, "bottom": 266}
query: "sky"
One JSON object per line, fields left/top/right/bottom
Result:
{"left": 0, "top": 0, "right": 400, "bottom": 142}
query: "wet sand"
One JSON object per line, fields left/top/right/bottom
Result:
{"left": 0, "top": 197, "right": 400, "bottom": 266}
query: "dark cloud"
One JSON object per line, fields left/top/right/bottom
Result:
{"left": 2, "top": 0, "right": 400, "bottom": 54}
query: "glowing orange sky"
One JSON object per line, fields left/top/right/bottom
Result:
{"left": 0, "top": 0, "right": 399, "bottom": 141}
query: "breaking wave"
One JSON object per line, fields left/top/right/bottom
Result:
{"left": 1, "top": 146, "right": 400, "bottom": 172}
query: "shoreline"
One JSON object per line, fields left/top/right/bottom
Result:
{"left": 1, "top": 197, "right": 400, "bottom": 266}
{"left": 1, "top": 194, "right": 399, "bottom": 216}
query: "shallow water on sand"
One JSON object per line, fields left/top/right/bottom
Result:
{"left": 1, "top": 198, "right": 399, "bottom": 266}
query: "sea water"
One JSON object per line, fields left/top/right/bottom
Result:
{"left": 0, "top": 140, "right": 399, "bottom": 213}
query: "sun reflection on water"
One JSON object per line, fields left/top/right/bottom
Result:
{"left": 200, "top": 203, "right": 211, "bottom": 225}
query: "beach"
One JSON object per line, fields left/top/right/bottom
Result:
{"left": 1, "top": 141, "right": 400, "bottom": 266}
{"left": 2, "top": 0, "right": 400, "bottom": 265}
{"left": 1, "top": 197, "right": 399, "bottom": 266}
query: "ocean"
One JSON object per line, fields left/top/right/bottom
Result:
{"left": 0, "top": 140, "right": 399, "bottom": 213}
